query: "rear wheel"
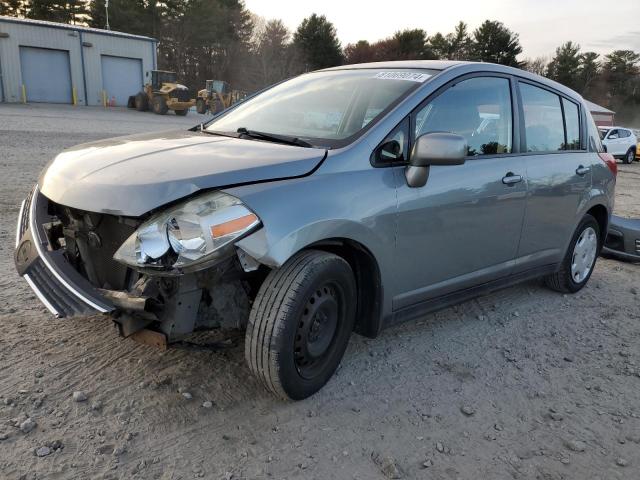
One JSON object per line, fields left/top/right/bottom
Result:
{"left": 245, "top": 250, "right": 356, "bottom": 400}
{"left": 152, "top": 96, "right": 168, "bottom": 115}
{"left": 624, "top": 148, "right": 635, "bottom": 164}
{"left": 211, "top": 98, "right": 224, "bottom": 114}
{"left": 134, "top": 92, "right": 148, "bottom": 111}
{"left": 196, "top": 98, "right": 207, "bottom": 114}
{"left": 544, "top": 214, "right": 600, "bottom": 293}
{"left": 174, "top": 108, "right": 188, "bottom": 116}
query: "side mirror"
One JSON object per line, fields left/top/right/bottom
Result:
{"left": 609, "top": 134, "right": 618, "bottom": 139}
{"left": 405, "top": 132, "right": 467, "bottom": 188}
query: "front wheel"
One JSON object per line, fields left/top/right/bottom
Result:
{"left": 544, "top": 214, "right": 600, "bottom": 293}
{"left": 245, "top": 250, "right": 356, "bottom": 400}
{"left": 152, "top": 96, "right": 168, "bottom": 115}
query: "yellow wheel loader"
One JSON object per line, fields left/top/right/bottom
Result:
{"left": 196, "top": 80, "right": 246, "bottom": 115}
{"left": 128, "top": 70, "right": 195, "bottom": 116}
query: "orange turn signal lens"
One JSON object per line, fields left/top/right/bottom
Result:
{"left": 210, "top": 213, "right": 258, "bottom": 238}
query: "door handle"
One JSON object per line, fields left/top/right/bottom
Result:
{"left": 502, "top": 172, "right": 523, "bottom": 185}
{"left": 576, "top": 165, "right": 590, "bottom": 176}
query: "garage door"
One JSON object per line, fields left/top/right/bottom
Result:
{"left": 101, "top": 55, "right": 143, "bottom": 107}
{"left": 19, "top": 47, "right": 72, "bottom": 103}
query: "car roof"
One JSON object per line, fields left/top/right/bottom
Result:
{"left": 319, "top": 60, "right": 584, "bottom": 102}
{"left": 321, "top": 60, "right": 467, "bottom": 71}
{"left": 600, "top": 126, "right": 630, "bottom": 130}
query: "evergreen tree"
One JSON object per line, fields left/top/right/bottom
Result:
{"left": 472, "top": 20, "right": 522, "bottom": 66}
{"left": 293, "top": 13, "right": 342, "bottom": 70}
{"left": 546, "top": 41, "right": 582, "bottom": 91}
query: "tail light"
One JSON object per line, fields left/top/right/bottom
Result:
{"left": 599, "top": 152, "right": 617, "bottom": 176}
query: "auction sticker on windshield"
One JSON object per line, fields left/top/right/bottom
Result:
{"left": 374, "top": 71, "right": 432, "bottom": 82}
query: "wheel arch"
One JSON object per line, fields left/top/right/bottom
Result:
{"left": 305, "top": 238, "right": 383, "bottom": 338}
{"left": 585, "top": 203, "right": 609, "bottom": 245}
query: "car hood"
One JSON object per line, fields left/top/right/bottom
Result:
{"left": 39, "top": 130, "right": 327, "bottom": 216}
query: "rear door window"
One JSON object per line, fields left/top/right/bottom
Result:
{"left": 520, "top": 83, "right": 564, "bottom": 152}
{"left": 562, "top": 98, "right": 581, "bottom": 150}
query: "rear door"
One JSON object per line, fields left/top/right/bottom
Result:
{"left": 515, "top": 82, "right": 593, "bottom": 270}
{"left": 19, "top": 47, "right": 72, "bottom": 103}
{"left": 392, "top": 74, "right": 527, "bottom": 310}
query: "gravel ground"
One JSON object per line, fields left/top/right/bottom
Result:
{"left": 0, "top": 104, "right": 639, "bottom": 480}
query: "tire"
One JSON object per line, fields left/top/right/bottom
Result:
{"left": 245, "top": 250, "right": 357, "bottom": 400}
{"left": 174, "top": 109, "right": 188, "bottom": 116}
{"left": 544, "top": 214, "right": 600, "bottom": 293}
{"left": 624, "top": 148, "right": 635, "bottom": 164}
{"left": 134, "top": 92, "right": 148, "bottom": 112}
{"left": 152, "top": 96, "right": 168, "bottom": 115}
{"left": 196, "top": 98, "right": 207, "bottom": 114}
{"left": 211, "top": 99, "right": 224, "bottom": 115}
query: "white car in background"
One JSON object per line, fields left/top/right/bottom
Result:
{"left": 599, "top": 127, "right": 637, "bottom": 164}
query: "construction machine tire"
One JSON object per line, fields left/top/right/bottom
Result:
{"left": 152, "top": 96, "right": 168, "bottom": 115}
{"left": 196, "top": 98, "right": 207, "bottom": 114}
{"left": 211, "top": 98, "right": 224, "bottom": 115}
{"left": 134, "top": 92, "right": 149, "bottom": 112}
{"left": 174, "top": 109, "right": 188, "bottom": 116}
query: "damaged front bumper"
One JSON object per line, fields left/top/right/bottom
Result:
{"left": 14, "top": 187, "right": 254, "bottom": 344}
{"left": 14, "top": 187, "right": 115, "bottom": 318}
{"left": 602, "top": 215, "right": 640, "bottom": 262}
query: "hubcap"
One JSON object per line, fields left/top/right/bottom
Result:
{"left": 571, "top": 226, "right": 597, "bottom": 283}
{"left": 294, "top": 284, "right": 340, "bottom": 379}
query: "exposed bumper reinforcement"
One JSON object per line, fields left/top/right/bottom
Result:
{"left": 14, "top": 186, "right": 115, "bottom": 318}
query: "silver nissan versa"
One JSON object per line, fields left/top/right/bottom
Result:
{"left": 14, "top": 61, "right": 616, "bottom": 400}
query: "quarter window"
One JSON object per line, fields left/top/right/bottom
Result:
{"left": 414, "top": 77, "right": 513, "bottom": 156}
{"left": 562, "top": 98, "right": 581, "bottom": 150}
{"left": 520, "top": 83, "right": 564, "bottom": 152}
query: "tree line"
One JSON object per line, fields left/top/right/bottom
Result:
{"left": 1, "top": 0, "right": 639, "bottom": 123}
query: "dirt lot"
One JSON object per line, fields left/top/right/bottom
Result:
{"left": 0, "top": 104, "right": 639, "bottom": 480}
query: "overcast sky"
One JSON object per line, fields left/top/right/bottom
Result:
{"left": 244, "top": 0, "right": 640, "bottom": 59}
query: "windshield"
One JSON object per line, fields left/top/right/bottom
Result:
{"left": 206, "top": 68, "right": 437, "bottom": 148}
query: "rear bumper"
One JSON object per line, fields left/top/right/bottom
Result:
{"left": 602, "top": 215, "right": 640, "bottom": 262}
{"left": 14, "top": 187, "right": 114, "bottom": 318}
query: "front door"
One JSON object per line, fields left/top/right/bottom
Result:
{"left": 392, "top": 75, "right": 527, "bottom": 311}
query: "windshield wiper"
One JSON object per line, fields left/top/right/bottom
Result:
{"left": 200, "top": 129, "right": 237, "bottom": 138}
{"left": 236, "top": 127, "right": 313, "bottom": 148}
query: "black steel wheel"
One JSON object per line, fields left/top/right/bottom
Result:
{"left": 245, "top": 250, "right": 356, "bottom": 400}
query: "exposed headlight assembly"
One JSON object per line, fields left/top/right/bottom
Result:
{"left": 113, "top": 191, "right": 260, "bottom": 274}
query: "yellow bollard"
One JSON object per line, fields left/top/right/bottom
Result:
{"left": 21, "top": 84, "right": 26, "bottom": 104}
{"left": 72, "top": 87, "right": 77, "bottom": 106}
{"left": 102, "top": 90, "right": 107, "bottom": 107}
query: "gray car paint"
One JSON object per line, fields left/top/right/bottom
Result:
{"left": 39, "top": 130, "right": 326, "bottom": 216}
{"left": 35, "top": 60, "right": 615, "bottom": 334}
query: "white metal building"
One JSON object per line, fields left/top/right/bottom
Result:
{"left": 0, "top": 16, "right": 156, "bottom": 106}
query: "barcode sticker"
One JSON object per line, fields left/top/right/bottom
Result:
{"left": 373, "top": 71, "right": 432, "bottom": 82}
